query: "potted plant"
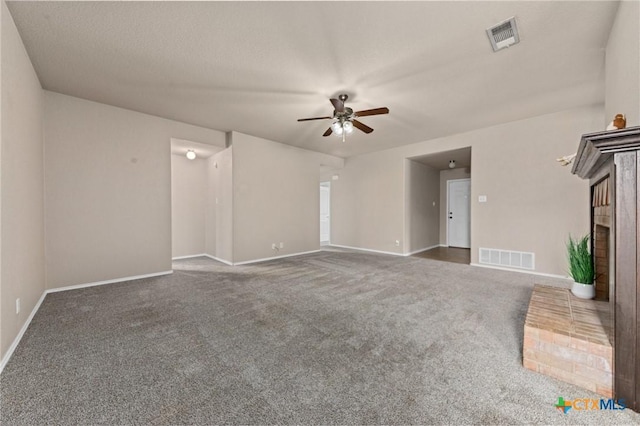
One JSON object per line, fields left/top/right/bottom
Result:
{"left": 567, "top": 234, "right": 595, "bottom": 299}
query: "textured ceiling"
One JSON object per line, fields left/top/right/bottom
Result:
{"left": 7, "top": 1, "right": 618, "bottom": 158}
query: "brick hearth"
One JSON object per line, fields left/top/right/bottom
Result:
{"left": 523, "top": 285, "right": 613, "bottom": 397}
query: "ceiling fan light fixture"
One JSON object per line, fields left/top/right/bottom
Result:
{"left": 331, "top": 121, "right": 343, "bottom": 135}
{"left": 297, "top": 94, "right": 389, "bottom": 140}
{"left": 343, "top": 120, "right": 354, "bottom": 134}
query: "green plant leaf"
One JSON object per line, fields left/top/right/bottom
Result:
{"left": 567, "top": 234, "right": 595, "bottom": 284}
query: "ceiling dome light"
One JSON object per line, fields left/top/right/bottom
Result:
{"left": 186, "top": 150, "right": 196, "bottom": 160}
{"left": 449, "top": 160, "right": 456, "bottom": 169}
{"left": 331, "top": 121, "right": 343, "bottom": 135}
{"left": 343, "top": 120, "right": 354, "bottom": 134}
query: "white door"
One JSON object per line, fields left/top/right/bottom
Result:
{"left": 320, "top": 183, "right": 330, "bottom": 243}
{"left": 447, "top": 179, "right": 471, "bottom": 248}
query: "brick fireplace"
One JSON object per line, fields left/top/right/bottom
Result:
{"left": 592, "top": 177, "right": 611, "bottom": 301}
{"left": 523, "top": 285, "right": 613, "bottom": 397}
{"left": 524, "top": 127, "right": 640, "bottom": 409}
{"left": 594, "top": 225, "right": 609, "bottom": 300}
{"left": 570, "top": 126, "right": 640, "bottom": 411}
{"left": 522, "top": 160, "right": 615, "bottom": 397}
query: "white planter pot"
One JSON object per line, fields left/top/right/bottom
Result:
{"left": 571, "top": 281, "right": 595, "bottom": 299}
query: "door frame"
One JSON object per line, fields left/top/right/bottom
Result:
{"left": 446, "top": 178, "right": 471, "bottom": 248}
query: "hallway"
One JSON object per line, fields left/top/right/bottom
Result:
{"left": 413, "top": 246, "right": 471, "bottom": 265}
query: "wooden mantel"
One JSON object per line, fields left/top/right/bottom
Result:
{"left": 571, "top": 125, "right": 640, "bottom": 411}
{"left": 572, "top": 126, "right": 640, "bottom": 178}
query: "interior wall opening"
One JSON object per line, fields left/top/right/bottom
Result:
{"left": 407, "top": 147, "right": 472, "bottom": 265}
{"left": 169, "top": 138, "right": 223, "bottom": 261}
{"left": 320, "top": 182, "right": 331, "bottom": 245}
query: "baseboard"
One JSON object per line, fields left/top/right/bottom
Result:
{"left": 0, "top": 291, "right": 48, "bottom": 374}
{"left": 328, "top": 244, "right": 404, "bottom": 257}
{"left": 47, "top": 270, "right": 174, "bottom": 294}
{"left": 184, "top": 252, "right": 322, "bottom": 266}
{"left": 171, "top": 253, "right": 207, "bottom": 260}
{"left": 233, "top": 250, "right": 321, "bottom": 266}
{"left": 330, "top": 244, "right": 444, "bottom": 257}
{"left": 202, "top": 254, "right": 233, "bottom": 266}
{"left": 405, "top": 244, "right": 440, "bottom": 256}
{"left": 470, "top": 263, "right": 570, "bottom": 280}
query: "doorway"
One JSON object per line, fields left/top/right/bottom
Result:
{"left": 169, "top": 138, "right": 223, "bottom": 260}
{"left": 447, "top": 178, "right": 471, "bottom": 248}
{"left": 320, "top": 182, "right": 330, "bottom": 245}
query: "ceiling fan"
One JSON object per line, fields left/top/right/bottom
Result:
{"left": 297, "top": 94, "right": 389, "bottom": 142}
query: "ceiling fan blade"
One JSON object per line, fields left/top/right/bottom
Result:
{"left": 355, "top": 107, "right": 389, "bottom": 117}
{"left": 352, "top": 119, "right": 374, "bottom": 134}
{"left": 323, "top": 128, "right": 333, "bottom": 137}
{"left": 297, "top": 116, "right": 332, "bottom": 122}
{"left": 330, "top": 98, "right": 344, "bottom": 113}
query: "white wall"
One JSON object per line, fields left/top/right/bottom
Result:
{"left": 605, "top": 0, "right": 640, "bottom": 127}
{"left": 332, "top": 152, "right": 405, "bottom": 254}
{"left": 1, "top": 0, "right": 45, "bottom": 360}
{"left": 468, "top": 112, "right": 595, "bottom": 275}
{"left": 44, "top": 92, "right": 225, "bottom": 289}
{"left": 204, "top": 155, "right": 216, "bottom": 260}
{"left": 231, "top": 132, "right": 343, "bottom": 263}
{"left": 1, "top": 0, "right": 3, "bottom": 361}
{"left": 171, "top": 155, "right": 207, "bottom": 258}
{"left": 332, "top": 106, "right": 602, "bottom": 276}
{"left": 439, "top": 167, "right": 471, "bottom": 245}
{"left": 405, "top": 160, "right": 440, "bottom": 253}
{"left": 210, "top": 147, "right": 233, "bottom": 263}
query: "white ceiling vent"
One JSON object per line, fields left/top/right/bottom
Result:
{"left": 486, "top": 17, "right": 520, "bottom": 52}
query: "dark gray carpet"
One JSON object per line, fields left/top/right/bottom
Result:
{"left": 1, "top": 248, "right": 638, "bottom": 424}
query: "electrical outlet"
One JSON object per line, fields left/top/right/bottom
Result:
{"left": 271, "top": 243, "right": 277, "bottom": 250}
{"left": 16, "top": 298, "right": 20, "bottom": 315}
{"left": 395, "top": 240, "right": 400, "bottom": 247}
{"left": 279, "top": 242, "right": 284, "bottom": 249}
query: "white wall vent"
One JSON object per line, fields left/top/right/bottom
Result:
{"left": 479, "top": 247, "right": 534, "bottom": 270}
{"left": 486, "top": 17, "right": 520, "bottom": 51}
